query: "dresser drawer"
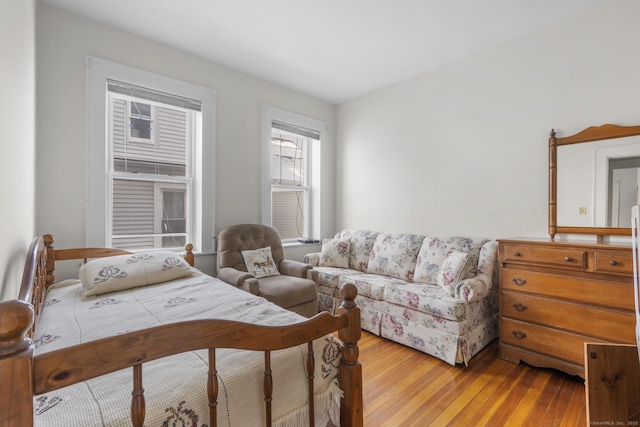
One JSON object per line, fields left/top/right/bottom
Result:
{"left": 502, "top": 243, "right": 586, "bottom": 269}
{"left": 500, "top": 268, "right": 634, "bottom": 311}
{"left": 500, "top": 318, "right": 605, "bottom": 366}
{"left": 593, "top": 250, "right": 634, "bottom": 275}
{"left": 501, "top": 291, "right": 636, "bottom": 342}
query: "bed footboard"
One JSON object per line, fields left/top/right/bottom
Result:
{"left": 0, "top": 235, "right": 363, "bottom": 427}
{"left": 1, "top": 235, "right": 45, "bottom": 427}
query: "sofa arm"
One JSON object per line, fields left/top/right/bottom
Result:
{"left": 217, "top": 267, "right": 260, "bottom": 295}
{"left": 279, "top": 259, "right": 312, "bottom": 278}
{"left": 307, "top": 269, "right": 319, "bottom": 285}
{"left": 476, "top": 241, "right": 498, "bottom": 284}
{"left": 455, "top": 275, "right": 493, "bottom": 302}
{"left": 303, "top": 252, "right": 321, "bottom": 267}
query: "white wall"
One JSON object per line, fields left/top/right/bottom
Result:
{"left": 35, "top": 3, "right": 335, "bottom": 277}
{"left": 336, "top": 0, "right": 640, "bottom": 241}
{"left": 0, "top": 0, "right": 35, "bottom": 300}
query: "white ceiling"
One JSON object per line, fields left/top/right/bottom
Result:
{"left": 39, "top": 0, "right": 606, "bottom": 104}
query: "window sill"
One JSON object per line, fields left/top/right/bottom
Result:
{"left": 283, "top": 241, "right": 321, "bottom": 249}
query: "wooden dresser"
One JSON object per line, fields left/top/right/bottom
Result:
{"left": 498, "top": 238, "right": 636, "bottom": 378}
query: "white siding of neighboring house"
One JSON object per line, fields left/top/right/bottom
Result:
{"left": 110, "top": 97, "right": 188, "bottom": 249}
{"left": 112, "top": 179, "right": 154, "bottom": 249}
{"left": 112, "top": 97, "right": 187, "bottom": 167}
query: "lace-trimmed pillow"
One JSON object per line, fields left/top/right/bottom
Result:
{"left": 320, "top": 238, "right": 351, "bottom": 268}
{"left": 436, "top": 251, "right": 470, "bottom": 297}
{"left": 80, "top": 251, "right": 192, "bottom": 296}
{"left": 241, "top": 246, "right": 280, "bottom": 278}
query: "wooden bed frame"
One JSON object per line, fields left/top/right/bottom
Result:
{"left": 0, "top": 235, "right": 363, "bottom": 427}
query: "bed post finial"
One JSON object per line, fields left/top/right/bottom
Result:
{"left": 0, "top": 299, "right": 35, "bottom": 426}
{"left": 337, "top": 283, "right": 363, "bottom": 427}
{"left": 184, "top": 243, "right": 195, "bottom": 267}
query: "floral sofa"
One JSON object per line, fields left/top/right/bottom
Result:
{"left": 304, "top": 230, "right": 498, "bottom": 366}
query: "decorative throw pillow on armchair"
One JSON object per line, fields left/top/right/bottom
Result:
{"left": 241, "top": 246, "right": 280, "bottom": 278}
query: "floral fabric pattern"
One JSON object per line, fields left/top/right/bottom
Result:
{"left": 304, "top": 252, "right": 321, "bottom": 267}
{"left": 317, "top": 292, "right": 339, "bottom": 314}
{"left": 414, "top": 236, "right": 489, "bottom": 284}
{"left": 313, "top": 266, "right": 362, "bottom": 289}
{"left": 354, "top": 295, "right": 384, "bottom": 335}
{"left": 336, "top": 229, "right": 379, "bottom": 272}
{"left": 476, "top": 240, "right": 499, "bottom": 281}
{"left": 436, "top": 251, "right": 470, "bottom": 297}
{"left": 381, "top": 310, "right": 498, "bottom": 365}
{"left": 366, "top": 233, "right": 424, "bottom": 281}
{"left": 319, "top": 238, "right": 350, "bottom": 268}
{"left": 306, "top": 231, "right": 499, "bottom": 366}
{"left": 383, "top": 283, "right": 468, "bottom": 321}
{"left": 338, "top": 273, "right": 409, "bottom": 301}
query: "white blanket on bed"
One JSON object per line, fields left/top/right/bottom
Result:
{"left": 34, "top": 270, "right": 342, "bottom": 426}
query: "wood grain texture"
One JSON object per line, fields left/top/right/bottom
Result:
{"left": 360, "top": 332, "right": 587, "bottom": 426}
{"left": 585, "top": 343, "right": 640, "bottom": 424}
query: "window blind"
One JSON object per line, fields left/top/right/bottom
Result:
{"left": 107, "top": 79, "right": 201, "bottom": 112}
{"left": 272, "top": 120, "right": 320, "bottom": 140}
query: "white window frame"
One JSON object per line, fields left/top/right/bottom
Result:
{"left": 86, "top": 56, "right": 216, "bottom": 253}
{"left": 126, "top": 99, "right": 157, "bottom": 144}
{"left": 153, "top": 181, "right": 189, "bottom": 249}
{"left": 261, "top": 105, "right": 328, "bottom": 243}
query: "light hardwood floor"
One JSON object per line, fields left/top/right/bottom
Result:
{"left": 358, "top": 331, "right": 586, "bottom": 426}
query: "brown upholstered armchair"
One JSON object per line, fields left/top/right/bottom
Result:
{"left": 216, "top": 223, "right": 318, "bottom": 317}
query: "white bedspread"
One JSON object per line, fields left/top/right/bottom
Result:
{"left": 34, "top": 270, "right": 342, "bottom": 426}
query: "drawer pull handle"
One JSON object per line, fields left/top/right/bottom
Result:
{"left": 513, "top": 252, "right": 521, "bottom": 257}
{"left": 512, "top": 277, "right": 527, "bottom": 286}
{"left": 609, "top": 260, "right": 617, "bottom": 266}
{"left": 564, "top": 256, "right": 572, "bottom": 262}
{"left": 513, "top": 303, "right": 527, "bottom": 312}
{"left": 512, "top": 330, "right": 527, "bottom": 339}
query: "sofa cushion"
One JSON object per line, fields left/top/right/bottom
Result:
{"left": 314, "top": 266, "right": 362, "bottom": 289}
{"left": 366, "top": 233, "right": 424, "bottom": 281}
{"left": 383, "top": 283, "right": 468, "bottom": 322}
{"left": 252, "top": 274, "right": 317, "bottom": 308}
{"left": 337, "top": 230, "right": 379, "bottom": 272}
{"left": 414, "top": 237, "right": 489, "bottom": 284}
{"left": 320, "top": 238, "right": 350, "bottom": 268}
{"left": 436, "top": 251, "right": 470, "bottom": 297}
{"left": 339, "top": 273, "right": 410, "bottom": 301}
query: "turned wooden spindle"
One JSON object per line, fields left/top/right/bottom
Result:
{"left": 264, "top": 351, "right": 273, "bottom": 427}
{"left": 131, "top": 364, "right": 145, "bottom": 427}
{"left": 207, "top": 348, "right": 218, "bottom": 427}
{"left": 307, "top": 341, "right": 315, "bottom": 426}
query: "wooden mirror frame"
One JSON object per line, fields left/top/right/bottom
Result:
{"left": 549, "top": 123, "right": 640, "bottom": 241}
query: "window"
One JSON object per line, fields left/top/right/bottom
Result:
{"left": 127, "top": 100, "right": 155, "bottom": 143}
{"left": 108, "top": 89, "right": 192, "bottom": 250}
{"left": 86, "top": 56, "right": 216, "bottom": 253}
{"left": 261, "top": 106, "right": 328, "bottom": 243}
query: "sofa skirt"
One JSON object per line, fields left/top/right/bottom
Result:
{"left": 354, "top": 294, "right": 498, "bottom": 366}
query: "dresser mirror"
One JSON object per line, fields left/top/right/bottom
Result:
{"left": 549, "top": 123, "right": 640, "bottom": 240}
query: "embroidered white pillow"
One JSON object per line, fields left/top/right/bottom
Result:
{"left": 320, "top": 238, "right": 351, "bottom": 268}
{"left": 80, "top": 251, "right": 192, "bottom": 296}
{"left": 241, "top": 246, "right": 280, "bottom": 278}
{"left": 436, "top": 251, "right": 470, "bottom": 297}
